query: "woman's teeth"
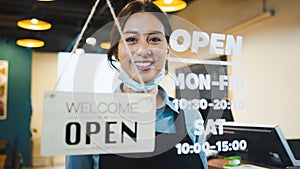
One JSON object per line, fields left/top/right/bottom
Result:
{"left": 135, "top": 62, "right": 151, "bottom": 67}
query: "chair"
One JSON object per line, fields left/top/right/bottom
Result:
{"left": 12, "top": 151, "right": 23, "bottom": 169}
{"left": 4, "top": 138, "right": 23, "bottom": 169}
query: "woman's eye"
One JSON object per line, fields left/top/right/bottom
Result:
{"left": 125, "top": 37, "right": 136, "bottom": 43}
{"left": 149, "top": 37, "right": 161, "bottom": 43}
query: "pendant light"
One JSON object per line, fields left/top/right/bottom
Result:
{"left": 17, "top": 18, "right": 52, "bottom": 31}
{"left": 16, "top": 38, "right": 45, "bottom": 48}
{"left": 100, "top": 42, "right": 111, "bottom": 50}
{"left": 153, "top": 0, "right": 187, "bottom": 12}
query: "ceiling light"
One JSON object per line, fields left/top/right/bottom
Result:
{"left": 75, "top": 48, "right": 85, "bottom": 54}
{"left": 17, "top": 18, "right": 52, "bottom": 30}
{"left": 16, "top": 39, "right": 45, "bottom": 48}
{"left": 86, "top": 37, "right": 97, "bottom": 46}
{"left": 153, "top": 0, "right": 187, "bottom": 12}
{"left": 100, "top": 42, "right": 111, "bottom": 50}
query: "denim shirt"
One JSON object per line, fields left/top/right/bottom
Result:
{"left": 66, "top": 85, "right": 208, "bottom": 169}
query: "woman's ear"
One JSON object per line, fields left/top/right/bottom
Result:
{"left": 113, "top": 49, "right": 119, "bottom": 60}
{"left": 167, "top": 45, "right": 171, "bottom": 56}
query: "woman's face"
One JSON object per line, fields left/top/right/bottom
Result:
{"left": 117, "top": 12, "right": 169, "bottom": 83}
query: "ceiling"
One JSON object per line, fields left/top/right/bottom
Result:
{"left": 0, "top": 0, "right": 190, "bottom": 52}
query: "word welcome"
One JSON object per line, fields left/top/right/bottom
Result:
{"left": 66, "top": 102, "right": 138, "bottom": 114}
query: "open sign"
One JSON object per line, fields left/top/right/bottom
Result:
{"left": 41, "top": 91, "right": 156, "bottom": 156}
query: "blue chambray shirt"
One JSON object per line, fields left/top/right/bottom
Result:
{"left": 66, "top": 85, "right": 208, "bottom": 169}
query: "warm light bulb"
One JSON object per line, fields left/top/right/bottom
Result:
{"left": 86, "top": 37, "right": 97, "bottom": 46}
{"left": 31, "top": 18, "right": 39, "bottom": 24}
{"left": 75, "top": 48, "right": 85, "bottom": 54}
{"left": 27, "top": 42, "right": 34, "bottom": 47}
{"left": 164, "top": 0, "right": 173, "bottom": 4}
{"left": 100, "top": 42, "right": 111, "bottom": 49}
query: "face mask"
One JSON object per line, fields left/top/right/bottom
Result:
{"left": 118, "top": 68, "right": 166, "bottom": 92}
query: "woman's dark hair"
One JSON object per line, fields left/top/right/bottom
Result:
{"left": 107, "top": 1, "right": 172, "bottom": 70}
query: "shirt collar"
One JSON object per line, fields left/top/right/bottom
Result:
{"left": 115, "top": 83, "right": 179, "bottom": 114}
{"left": 157, "top": 85, "right": 179, "bottom": 114}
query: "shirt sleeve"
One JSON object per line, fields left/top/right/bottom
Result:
{"left": 65, "top": 155, "right": 96, "bottom": 169}
{"left": 184, "top": 109, "right": 208, "bottom": 169}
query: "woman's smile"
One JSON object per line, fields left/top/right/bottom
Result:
{"left": 134, "top": 60, "right": 154, "bottom": 71}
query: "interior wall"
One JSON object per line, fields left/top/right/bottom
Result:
{"left": 31, "top": 52, "right": 66, "bottom": 166}
{"left": 0, "top": 39, "right": 32, "bottom": 167}
{"left": 31, "top": 52, "right": 57, "bottom": 137}
{"left": 230, "top": 0, "right": 300, "bottom": 139}
{"left": 175, "top": 0, "right": 300, "bottom": 138}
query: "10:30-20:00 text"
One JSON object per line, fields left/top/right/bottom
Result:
{"left": 172, "top": 98, "right": 244, "bottom": 111}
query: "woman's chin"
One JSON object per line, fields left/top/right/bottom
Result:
{"left": 133, "top": 73, "right": 157, "bottom": 83}
{"left": 132, "top": 76, "right": 153, "bottom": 84}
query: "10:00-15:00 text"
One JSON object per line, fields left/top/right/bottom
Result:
{"left": 175, "top": 140, "right": 247, "bottom": 154}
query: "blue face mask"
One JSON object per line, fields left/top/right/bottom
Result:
{"left": 118, "top": 68, "right": 166, "bottom": 92}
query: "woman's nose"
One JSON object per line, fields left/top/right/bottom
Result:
{"left": 136, "top": 41, "right": 151, "bottom": 56}
{"left": 136, "top": 48, "right": 152, "bottom": 56}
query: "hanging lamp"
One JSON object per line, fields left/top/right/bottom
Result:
{"left": 16, "top": 38, "right": 45, "bottom": 48}
{"left": 17, "top": 18, "right": 52, "bottom": 31}
{"left": 100, "top": 42, "right": 111, "bottom": 50}
{"left": 153, "top": 0, "right": 187, "bottom": 12}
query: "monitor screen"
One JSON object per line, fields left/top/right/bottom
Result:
{"left": 207, "top": 122, "right": 299, "bottom": 168}
{"left": 288, "top": 139, "right": 300, "bottom": 160}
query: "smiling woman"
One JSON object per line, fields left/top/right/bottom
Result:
{"left": 65, "top": 1, "right": 207, "bottom": 169}
{"left": 117, "top": 12, "right": 169, "bottom": 90}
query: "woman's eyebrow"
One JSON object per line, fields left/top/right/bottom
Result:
{"left": 123, "top": 31, "right": 164, "bottom": 35}
{"left": 149, "top": 31, "right": 164, "bottom": 35}
{"left": 123, "top": 31, "right": 139, "bottom": 35}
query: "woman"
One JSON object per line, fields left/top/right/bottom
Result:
{"left": 66, "top": 1, "right": 208, "bottom": 169}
